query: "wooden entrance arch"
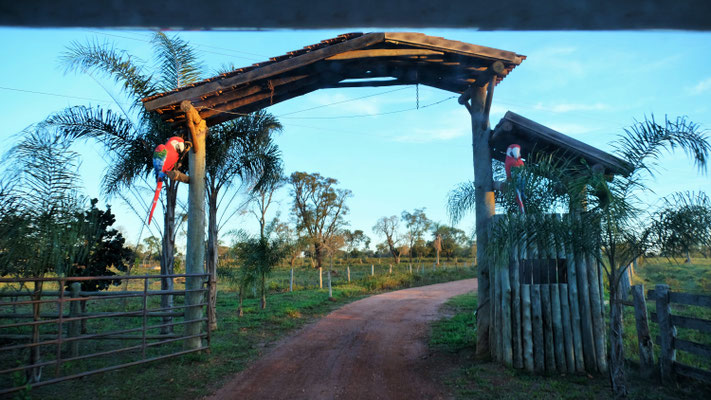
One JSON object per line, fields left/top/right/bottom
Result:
{"left": 142, "top": 32, "right": 525, "bottom": 356}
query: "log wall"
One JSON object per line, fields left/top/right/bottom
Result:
{"left": 489, "top": 213, "right": 606, "bottom": 375}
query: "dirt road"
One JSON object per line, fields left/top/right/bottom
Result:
{"left": 209, "top": 278, "right": 477, "bottom": 400}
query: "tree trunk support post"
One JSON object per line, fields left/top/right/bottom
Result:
{"left": 462, "top": 61, "right": 502, "bottom": 360}
{"left": 631, "top": 284, "right": 655, "bottom": 379}
{"left": 181, "top": 100, "right": 208, "bottom": 351}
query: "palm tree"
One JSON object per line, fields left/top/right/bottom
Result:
{"left": 205, "top": 110, "right": 283, "bottom": 329}
{"left": 44, "top": 32, "right": 203, "bottom": 331}
{"left": 448, "top": 115, "right": 710, "bottom": 398}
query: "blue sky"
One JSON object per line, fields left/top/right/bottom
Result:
{"left": 1, "top": 28, "right": 710, "bottom": 250}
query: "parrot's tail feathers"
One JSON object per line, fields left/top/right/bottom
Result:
{"left": 515, "top": 189, "right": 525, "bottom": 214}
{"left": 148, "top": 181, "right": 163, "bottom": 225}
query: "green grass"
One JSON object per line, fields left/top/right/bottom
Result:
{"left": 18, "top": 267, "right": 475, "bottom": 400}
{"left": 429, "top": 293, "right": 711, "bottom": 400}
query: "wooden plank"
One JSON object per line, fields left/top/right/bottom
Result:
{"left": 669, "top": 292, "right": 711, "bottom": 308}
{"left": 541, "top": 284, "right": 556, "bottom": 373}
{"left": 673, "top": 362, "right": 711, "bottom": 384}
{"left": 631, "top": 284, "right": 655, "bottom": 379}
{"left": 669, "top": 314, "right": 711, "bottom": 334}
{"left": 576, "top": 249, "right": 597, "bottom": 373}
{"left": 675, "top": 338, "right": 711, "bottom": 358}
{"left": 325, "top": 49, "right": 444, "bottom": 60}
{"left": 587, "top": 255, "right": 608, "bottom": 373}
{"left": 511, "top": 239, "right": 523, "bottom": 369}
{"left": 143, "top": 32, "right": 386, "bottom": 111}
{"left": 656, "top": 284, "right": 676, "bottom": 383}
{"left": 502, "top": 260, "right": 513, "bottom": 367}
{"left": 551, "top": 283, "right": 566, "bottom": 373}
{"left": 532, "top": 284, "right": 545, "bottom": 373}
{"left": 559, "top": 284, "right": 576, "bottom": 372}
{"left": 521, "top": 283, "right": 534, "bottom": 372}
{"left": 383, "top": 32, "right": 524, "bottom": 64}
{"left": 564, "top": 217, "right": 585, "bottom": 373}
{"left": 196, "top": 74, "right": 311, "bottom": 110}
{"left": 199, "top": 75, "right": 325, "bottom": 120}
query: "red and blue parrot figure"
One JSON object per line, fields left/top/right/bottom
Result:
{"left": 505, "top": 144, "right": 526, "bottom": 214}
{"left": 148, "top": 136, "right": 186, "bottom": 225}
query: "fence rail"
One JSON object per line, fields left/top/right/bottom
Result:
{"left": 0, "top": 273, "right": 211, "bottom": 396}
{"left": 626, "top": 284, "right": 711, "bottom": 384}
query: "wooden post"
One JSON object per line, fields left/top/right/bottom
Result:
{"left": 327, "top": 269, "right": 333, "bottom": 299}
{"left": 521, "top": 283, "right": 534, "bottom": 372}
{"left": 532, "top": 282, "right": 545, "bottom": 373}
{"left": 511, "top": 236, "right": 523, "bottom": 369}
{"left": 631, "top": 284, "right": 655, "bottom": 379}
{"left": 656, "top": 284, "right": 676, "bottom": 383}
{"left": 554, "top": 215, "right": 574, "bottom": 373}
{"left": 181, "top": 100, "right": 207, "bottom": 351}
{"left": 576, "top": 250, "right": 597, "bottom": 372}
{"left": 564, "top": 216, "right": 585, "bottom": 372}
{"left": 290, "top": 268, "right": 294, "bottom": 292}
{"left": 468, "top": 82, "right": 495, "bottom": 360}
{"left": 587, "top": 255, "right": 607, "bottom": 373}
{"left": 347, "top": 266, "right": 351, "bottom": 282}
{"left": 371, "top": 264, "right": 374, "bottom": 276}
{"left": 502, "top": 255, "right": 513, "bottom": 367}
{"left": 541, "top": 283, "right": 556, "bottom": 373}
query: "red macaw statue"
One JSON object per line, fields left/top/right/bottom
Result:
{"left": 505, "top": 143, "right": 525, "bottom": 214}
{"left": 148, "top": 136, "right": 186, "bottom": 225}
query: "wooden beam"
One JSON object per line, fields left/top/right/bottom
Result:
{"left": 144, "top": 32, "right": 386, "bottom": 111}
{"left": 384, "top": 32, "right": 524, "bottom": 64}
{"left": 197, "top": 75, "right": 323, "bottom": 121}
{"left": 325, "top": 49, "right": 444, "bottom": 60}
{"left": 326, "top": 79, "right": 413, "bottom": 88}
{"left": 180, "top": 101, "right": 207, "bottom": 351}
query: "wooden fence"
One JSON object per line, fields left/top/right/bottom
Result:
{"left": 647, "top": 284, "right": 711, "bottom": 383}
{"left": 490, "top": 214, "right": 607, "bottom": 375}
{"left": 0, "top": 273, "right": 210, "bottom": 396}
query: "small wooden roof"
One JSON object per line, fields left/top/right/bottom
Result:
{"left": 490, "top": 111, "right": 633, "bottom": 176}
{"left": 142, "top": 32, "right": 525, "bottom": 127}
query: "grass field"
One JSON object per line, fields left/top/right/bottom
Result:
{"left": 13, "top": 266, "right": 474, "bottom": 399}
{"left": 429, "top": 292, "right": 711, "bottom": 399}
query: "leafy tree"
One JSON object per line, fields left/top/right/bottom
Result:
{"left": 431, "top": 224, "right": 467, "bottom": 261}
{"left": 44, "top": 33, "right": 203, "bottom": 326}
{"left": 70, "top": 198, "right": 134, "bottom": 292}
{"left": 206, "top": 111, "right": 282, "bottom": 329}
{"left": 401, "top": 208, "right": 432, "bottom": 262}
{"left": 289, "top": 172, "right": 351, "bottom": 287}
{"left": 373, "top": 216, "right": 406, "bottom": 264}
{"left": 232, "top": 222, "right": 286, "bottom": 310}
{"left": 342, "top": 229, "right": 370, "bottom": 261}
{"left": 653, "top": 191, "right": 711, "bottom": 263}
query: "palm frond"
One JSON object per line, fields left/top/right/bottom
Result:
{"left": 61, "top": 39, "right": 155, "bottom": 105}
{"left": 151, "top": 32, "right": 203, "bottom": 92}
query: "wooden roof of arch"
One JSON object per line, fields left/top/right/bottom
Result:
{"left": 141, "top": 32, "right": 525, "bottom": 127}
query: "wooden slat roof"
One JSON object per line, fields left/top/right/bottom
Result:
{"left": 490, "top": 111, "right": 633, "bottom": 176}
{"left": 142, "top": 32, "right": 525, "bottom": 127}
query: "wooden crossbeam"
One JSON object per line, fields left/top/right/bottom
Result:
{"left": 144, "top": 32, "right": 386, "bottom": 112}
{"left": 325, "top": 49, "right": 443, "bottom": 60}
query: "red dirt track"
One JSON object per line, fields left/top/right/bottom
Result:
{"left": 209, "top": 278, "right": 477, "bottom": 400}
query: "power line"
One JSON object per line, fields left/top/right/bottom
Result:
{"left": 277, "top": 87, "right": 410, "bottom": 117}
{"left": 280, "top": 95, "right": 456, "bottom": 120}
{"left": 84, "top": 30, "right": 266, "bottom": 62}
{"left": 0, "top": 85, "right": 115, "bottom": 104}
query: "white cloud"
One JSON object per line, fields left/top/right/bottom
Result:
{"left": 534, "top": 102, "right": 609, "bottom": 113}
{"left": 392, "top": 109, "right": 469, "bottom": 143}
{"left": 689, "top": 77, "right": 711, "bottom": 95}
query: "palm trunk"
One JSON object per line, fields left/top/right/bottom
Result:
{"left": 207, "top": 190, "right": 219, "bottom": 330}
{"left": 160, "top": 181, "right": 178, "bottom": 334}
{"left": 610, "top": 273, "right": 628, "bottom": 399}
